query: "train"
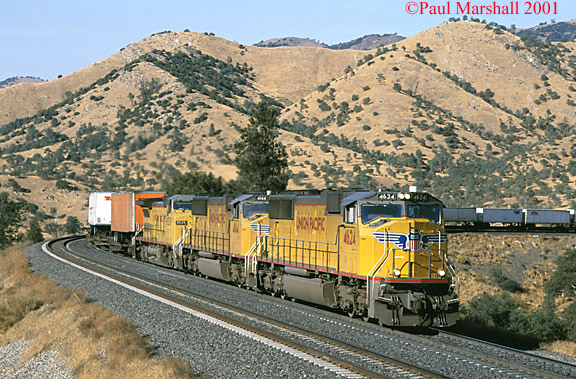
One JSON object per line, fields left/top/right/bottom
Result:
{"left": 444, "top": 207, "right": 576, "bottom": 232}
{"left": 87, "top": 188, "right": 460, "bottom": 327}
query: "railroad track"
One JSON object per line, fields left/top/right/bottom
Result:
{"left": 427, "top": 327, "right": 576, "bottom": 378}
{"left": 44, "top": 236, "right": 444, "bottom": 379}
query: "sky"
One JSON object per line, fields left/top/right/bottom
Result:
{"left": 2, "top": 0, "right": 576, "bottom": 81}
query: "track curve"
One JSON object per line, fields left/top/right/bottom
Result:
{"left": 44, "top": 237, "right": 445, "bottom": 379}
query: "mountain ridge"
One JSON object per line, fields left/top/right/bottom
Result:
{"left": 1, "top": 20, "right": 576, "bottom": 226}
{"left": 254, "top": 33, "right": 406, "bottom": 50}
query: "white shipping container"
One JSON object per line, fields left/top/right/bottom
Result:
{"left": 88, "top": 192, "right": 113, "bottom": 226}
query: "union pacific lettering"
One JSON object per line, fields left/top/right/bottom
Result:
{"left": 296, "top": 216, "right": 326, "bottom": 231}
{"left": 209, "top": 211, "right": 226, "bottom": 225}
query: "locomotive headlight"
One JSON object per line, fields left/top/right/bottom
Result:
{"left": 437, "top": 269, "right": 446, "bottom": 278}
{"left": 404, "top": 193, "right": 411, "bottom": 200}
{"left": 398, "top": 193, "right": 405, "bottom": 200}
{"left": 393, "top": 269, "right": 401, "bottom": 277}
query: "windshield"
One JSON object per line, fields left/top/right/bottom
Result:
{"left": 173, "top": 202, "right": 192, "bottom": 211}
{"left": 361, "top": 203, "right": 402, "bottom": 224}
{"left": 243, "top": 203, "right": 268, "bottom": 218}
{"left": 407, "top": 205, "right": 442, "bottom": 224}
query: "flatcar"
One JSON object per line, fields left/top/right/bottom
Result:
{"left": 90, "top": 188, "right": 459, "bottom": 327}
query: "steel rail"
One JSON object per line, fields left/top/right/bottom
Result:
{"left": 429, "top": 327, "right": 576, "bottom": 376}
{"left": 46, "top": 237, "right": 446, "bottom": 379}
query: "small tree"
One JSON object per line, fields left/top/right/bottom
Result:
{"left": 166, "top": 171, "right": 228, "bottom": 195}
{"left": 233, "top": 101, "right": 289, "bottom": 193}
{"left": 0, "top": 192, "right": 23, "bottom": 248}
{"left": 64, "top": 216, "right": 81, "bottom": 235}
{"left": 45, "top": 223, "right": 59, "bottom": 238}
{"left": 26, "top": 221, "right": 44, "bottom": 243}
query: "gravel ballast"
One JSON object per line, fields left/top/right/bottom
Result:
{"left": 0, "top": 340, "right": 72, "bottom": 379}
{"left": 25, "top": 242, "right": 346, "bottom": 378}
{"left": 24, "top": 239, "right": 576, "bottom": 378}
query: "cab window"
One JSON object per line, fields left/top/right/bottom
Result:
{"left": 232, "top": 204, "right": 240, "bottom": 219}
{"left": 407, "top": 204, "right": 442, "bottom": 225}
{"left": 344, "top": 204, "right": 356, "bottom": 224}
{"left": 173, "top": 202, "right": 192, "bottom": 211}
{"left": 243, "top": 203, "right": 268, "bottom": 218}
{"left": 361, "top": 203, "right": 402, "bottom": 224}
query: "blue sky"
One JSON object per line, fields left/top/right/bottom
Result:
{"left": 2, "top": 0, "right": 576, "bottom": 81}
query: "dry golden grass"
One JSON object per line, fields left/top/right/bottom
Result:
{"left": 0, "top": 247, "right": 194, "bottom": 378}
{"left": 450, "top": 233, "right": 576, "bottom": 358}
{"left": 449, "top": 233, "right": 576, "bottom": 308}
{"left": 541, "top": 341, "right": 576, "bottom": 357}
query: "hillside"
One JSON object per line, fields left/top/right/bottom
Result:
{"left": 282, "top": 21, "right": 576, "bottom": 207}
{"left": 330, "top": 33, "right": 406, "bottom": 50}
{"left": 517, "top": 20, "right": 576, "bottom": 42}
{"left": 254, "top": 34, "right": 406, "bottom": 50}
{"left": 254, "top": 37, "right": 328, "bottom": 48}
{"left": 2, "top": 21, "right": 576, "bottom": 227}
{"left": 0, "top": 76, "right": 46, "bottom": 89}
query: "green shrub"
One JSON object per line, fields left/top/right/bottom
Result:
{"left": 545, "top": 249, "right": 576, "bottom": 297}
{"left": 490, "top": 267, "right": 523, "bottom": 292}
{"left": 560, "top": 302, "right": 576, "bottom": 342}
{"left": 464, "top": 292, "right": 518, "bottom": 328}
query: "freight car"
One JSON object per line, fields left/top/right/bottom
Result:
{"left": 87, "top": 192, "right": 113, "bottom": 249}
{"left": 444, "top": 207, "right": 575, "bottom": 232}
{"left": 89, "top": 188, "right": 459, "bottom": 327}
{"left": 108, "top": 191, "right": 165, "bottom": 253}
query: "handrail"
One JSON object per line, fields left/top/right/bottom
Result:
{"left": 446, "top": 258, "right": 460, "bottom": 293}
{"left": 132, "top": 224, "right": 144, "bottom": 246}
{"left": 188, "top": 228, "right": 229, "bottom": 253}
{"left": 266, "top": 236, "right": 338, "bottom": 270}
{"left": 244, "top": 236, "right": 264, "bottom": 275}
{"left": 366, "top": 247, "right": 392, "bottom": 305}
{"left": 172, "top": 227, "right": 191, "bottom": 258}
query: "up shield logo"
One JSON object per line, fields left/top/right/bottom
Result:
{"left": 249, "top": 224, "right": 270, "bottom": 235}
{"left": 372, "top": 231, "right": 447, "bottom": 251}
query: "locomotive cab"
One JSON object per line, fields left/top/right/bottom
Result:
{"left": 137, "top": 195, "right": 195, "bottom": 268}
{"left": 346, "top": 190, "right": 459, "bottom": 327}
{"left": 229, "top": 194, "right": 270, "bottom": 257}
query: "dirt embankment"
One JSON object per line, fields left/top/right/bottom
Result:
{"left": 0, "top": 246, "right": 193, "bottom": 378}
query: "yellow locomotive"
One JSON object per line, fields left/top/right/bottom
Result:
{"left": 128, "top": 189, "right": 459, "bottom": 327}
